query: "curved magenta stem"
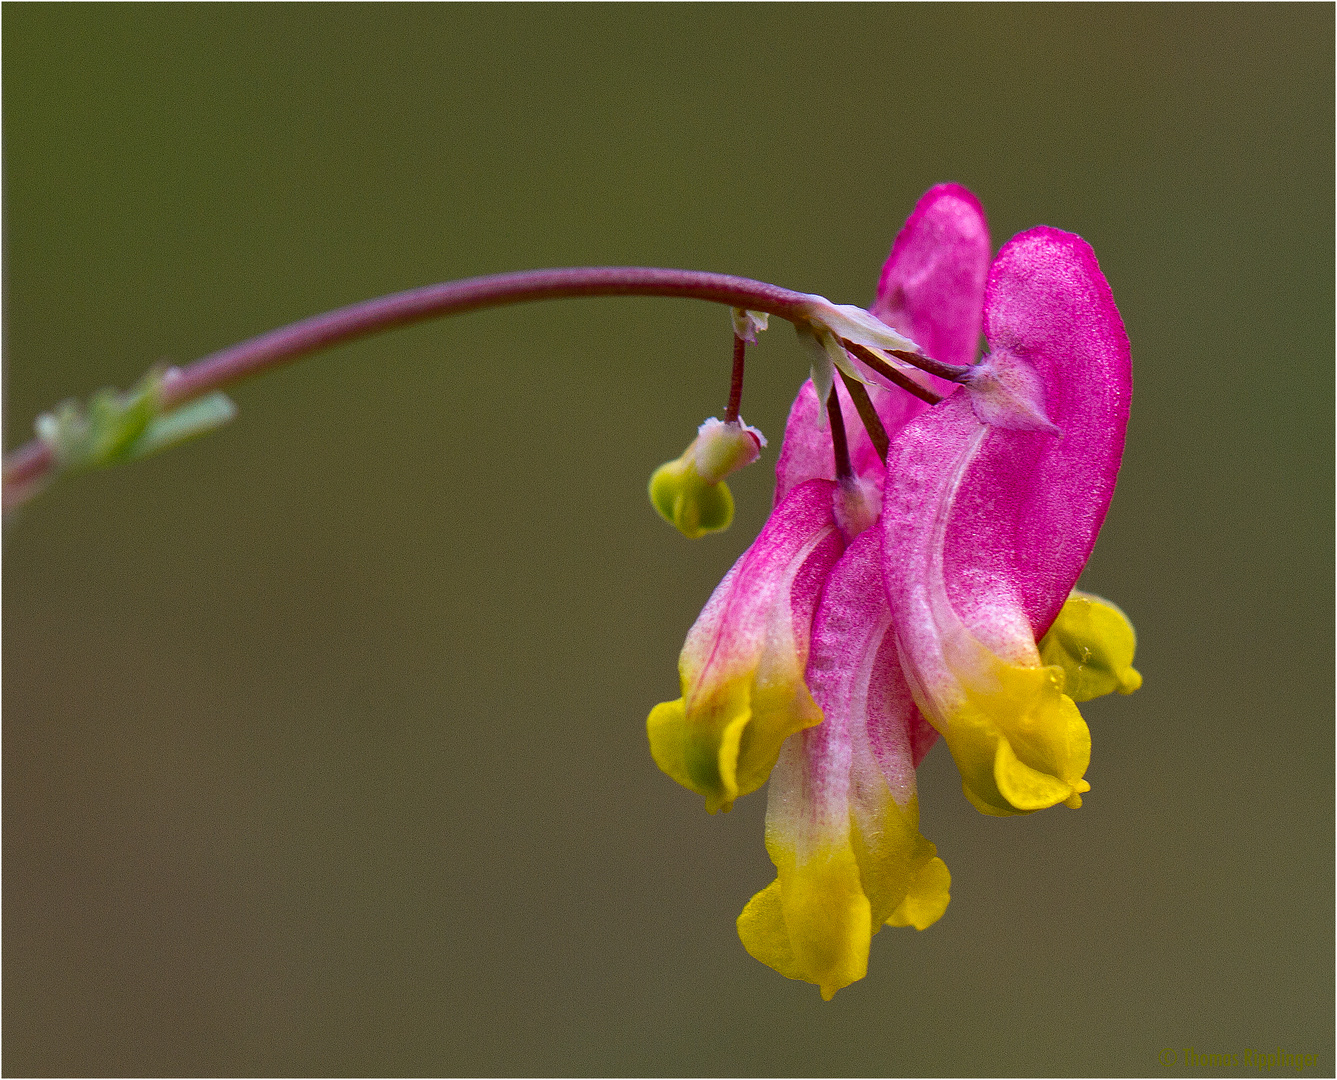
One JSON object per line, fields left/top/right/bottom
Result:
{"left": 4, "top": 267, "right": 814, "bottom": 510}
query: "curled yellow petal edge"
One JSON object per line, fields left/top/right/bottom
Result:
{"left": 940, "top": 587, "right": 1142, "bottom": 817}
{"left": 1039, "top": 589, "right": 1143, "bottom": 702}
{"left": 647, "top": 677, "right": 823, "bottom": 815}
{"left": 939, "top": 655, "right": 1092, "bottom": 817}
{"left": 886, "top": 856, "right": 952, "bottom": 930}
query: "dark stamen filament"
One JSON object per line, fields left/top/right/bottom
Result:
{"left": 840, "top": 340, "right": 943, "bottom": 406}
{"left": 837, "top": 369, "right": 890, "bottom": 463}
{"left": 723, "top": 334, "right": 746, "bottom": 423}
{"left": 886, "top": 348, "right": 971, "bottom": 382}
{"left": 826, "top": 385, "right": 853, "bottom": 481}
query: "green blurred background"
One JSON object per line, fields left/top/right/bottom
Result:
{"left": 5, "top": 5, "right": 1332, "bottom": 1075}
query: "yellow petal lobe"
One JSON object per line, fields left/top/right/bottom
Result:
{"left": 937, "top": 652, "right": 1092, "bottom": 816}
{"left": 886, "top": 855, "right": 951, "bottom": 930}
{"left": 1039, "top": 590, "right": 1143, "bottom": 701}
{"left": 739, "top": 774, "right": 948, "bottom": 998}
{"left": 736, "top": 880, "right": 803, "bottom": 981}
{"left": 737, "top": 846, "right": 871, "bottom": 1001}
{"left": 647, "top": 678, "right": 821, "bottom": 815}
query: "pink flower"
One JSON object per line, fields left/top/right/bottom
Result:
{"left": 882, "top": 225, "right": 1134, "bottom": 819}
{"left": 648, "top": 185, "right": 1142, "bottom": 998}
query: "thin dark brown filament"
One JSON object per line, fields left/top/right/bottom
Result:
{"left": 837, "top": 369, "right": 890, "bottom": 463}
{"left": 826, "top": 385, "right": 853, "bottom": 481}
{"left": 840, "top": 340, "right": 943, "bottom": 406}
{"left": 886, "top": 348, "right": 971, "bottom": 382}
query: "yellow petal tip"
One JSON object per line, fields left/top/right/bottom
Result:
{"left": 646, "top": 693, "right": 749, "bottom": 812}
{"left": 887, "top": 856, "right": 952, "bottom": 930}
{"left": 1038, "top": 590, "right": 1142, "bottom": 702}
{"left": 1117, "top": 666, "right": 1143, "bottom": 694}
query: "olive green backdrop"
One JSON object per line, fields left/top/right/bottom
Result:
{"left": 5, "top": 5, "right": 1332, "bottom": 1076}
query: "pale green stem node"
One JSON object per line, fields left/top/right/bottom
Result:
{"left": 35, "top": 368, "right": 238, "bottom": 478}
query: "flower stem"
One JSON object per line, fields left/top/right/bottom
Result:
{"left": 157, "top": 268, "right": 813, "bottom": 407}
{"left": 723, "top": 335, "right": 747, "bottom": 424}
{"left": 841, "top": 340, "right": 944, "bottom": 405}
{"left": 837, "top": 369, "right": 890, "bottom": 463}
{"left": 4, "top": 267, "right": 815, "bottom": 511}
{"left": 826, "top": 386, "right": 854, "bottom": 482}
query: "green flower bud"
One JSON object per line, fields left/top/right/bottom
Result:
{"left": 649, "top": 459, "right": 735, "bottom": 538}
{"left": 649, "top": 417, "right": 765, "bottom": 538}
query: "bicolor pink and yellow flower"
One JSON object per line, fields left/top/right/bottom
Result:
{"left": 648, "top": 184, "right": 1142, "bottom": 998}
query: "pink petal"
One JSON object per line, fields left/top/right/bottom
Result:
{"left": 776, "top": 184, "right": 993, "bottom": 506}
{"left": 871, "top": 183, "right": 992, "bottom": 371}
{"left": 804, "top": 529, "right": 938, "bottom": 784}
{"left": 738, "top": 529, "right": 945, "bottom": 997}
{"left": 773, "top": 379, "right": 834, "bottom": 504}
{"left": 943, "top": 226, "right": 1132, "bottom": 639}
{"left": 648, "top": 479, "right": 845, "bottom": 813}
{"left": 773, "top": 379, "right": 933, "bottom": 506}
{"left": 880, "top": 227, "right": 1128, "bottom": 816}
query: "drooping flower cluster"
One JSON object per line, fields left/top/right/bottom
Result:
{"left": 647, "top": 184, "right": 1140, "bottom": 999}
